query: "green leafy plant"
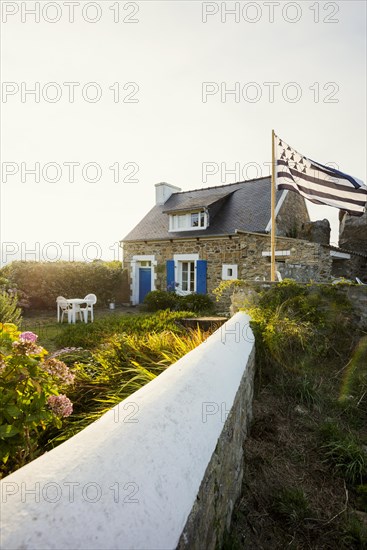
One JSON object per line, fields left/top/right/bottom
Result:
{"left": 179, "top": 293, "right": 215, "bottom": 314}
{"left": 272, "top": 487, "right": 311, "bottom": 526}
{"left": 0, "top": 324, "right": 74, "bottom": 476}
{"left": 319, "top": 422, "right": 367, "bottom": 484}
{"left": 46, "top": 327, "right": 209, "bottom": 446}
{"left": 244, "top": 280, "right": 357, "bottom": 374}
{"left": 341, "top": 514, "right": 367, "bottom": 547}
{"left": 212, "top": 279, "right": 243, "bottom": 302}
{"left": 53, "top": 310, "right": 196, "bottom": 349}
{"left": 0, "top": 292, "right": 22, "bottom": 325}
{"left": 143, "top": 290, "right": 215, "bottom": 314}
{"left": 294, "top": 375, "right": 321, "bottom": 408}
{"left": 143, "top": 290, "right": 179, "bottom": 311}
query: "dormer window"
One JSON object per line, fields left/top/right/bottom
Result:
{"left": 169, "top": 210, "right": 208, "bottom": 232}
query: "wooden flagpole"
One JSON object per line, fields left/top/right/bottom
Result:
{"left": 271, "top": 129, "right": 276, "bottom": 282}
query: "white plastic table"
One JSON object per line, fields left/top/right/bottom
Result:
{"left": 65, "top": 298, "right": 88, "bottom": 324}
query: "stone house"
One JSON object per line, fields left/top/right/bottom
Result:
{"left": 121, "top": 177, "right": 367, "bottom": 305}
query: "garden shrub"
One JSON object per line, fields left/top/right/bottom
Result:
{"left": 0, "top": 324, "right": 74, "bottom": 477}
{"left": 245, "top": 279, "right": 357, "bottom": 373}
{"left": 143, "top": 290, "right": 179, "bottom": 311}
{"left": 1, "top": 261, "right": 127, "bottom": 310}
{"left": 0, "top": 275, "right": 30, "bottom": 310}
{"left": 179, "top": 293, "right": 215, "bottom": 314}
{"left": 143, "top": 290, "right": 215, "bottom": 314}
{"left": 0, "top": 292, "right": 22, "bottom": 325}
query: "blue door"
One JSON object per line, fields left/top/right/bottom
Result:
{"left": 139, "top": 268, "right": 151, "bottom": 303}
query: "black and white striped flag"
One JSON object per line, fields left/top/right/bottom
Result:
{"left": 275, "top": 135, "right": 367, "bottom": 217}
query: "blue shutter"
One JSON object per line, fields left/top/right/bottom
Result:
{"left": 166, "top": 260, "right": 175, "bottom": 291}
{"left": 196, "top": 260, "right": 207, "bottom": 294}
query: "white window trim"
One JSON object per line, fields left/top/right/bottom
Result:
{"left": 173, "top": 253, "right": 199, "bottom": 295}
{"left": 222, "top": 264, "right": 238, "bottom": 281}
{"left": 168, "top": 210, "right": 208, "bottom": 232}
{"left": 262, "top": 250, "right": 291, "bottom": 257}
{"left": 130, "top": 255, "right": 156, "bottom": 305}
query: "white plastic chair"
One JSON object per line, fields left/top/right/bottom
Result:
{"left": 56, "top": 296, "right": 72, "bottom": 323}
{"left": 276, "top": 270, "right": 283, "bottom": 282}
{"left": 80, "top": 293, "right": 97, "bottom": 323}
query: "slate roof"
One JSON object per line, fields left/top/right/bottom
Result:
{"left": 123, "top": 176, "right": 283, "bottom": 242}
{"left": 162, "top": 189, "right": 235, "bottom": 213}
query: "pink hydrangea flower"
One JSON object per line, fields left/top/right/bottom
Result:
{"left": 19, "top": 331, "right": 38, "bottom": 343}
{"left": 12, "top": 340, "right": 44, "bottom": 356}
{"left": 47, "top": 394, "right": 73, "bottom": 418}
{"left": 41, "top": 358, "right": 75, "bottom": 385}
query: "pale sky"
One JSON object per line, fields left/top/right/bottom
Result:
{"left": 1, "top": 0, "right": 366, "bottom": 264}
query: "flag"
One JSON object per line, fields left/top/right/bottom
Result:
{"left": 275, "top": 135, "right": 367, "bottom": 216}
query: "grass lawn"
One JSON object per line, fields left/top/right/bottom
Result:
{"left": 20, "top": 305, "right": 142, "bottom": 351}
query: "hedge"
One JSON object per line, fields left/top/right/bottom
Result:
{"left": 1, "top": 261, "right": 128, "bottom": 310}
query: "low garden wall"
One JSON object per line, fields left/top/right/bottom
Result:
{"left": 0, "top": 312, "right": 255, "bottom": 550}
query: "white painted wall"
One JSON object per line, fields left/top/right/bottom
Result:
{"left": 0, "top": 312, "right": 254, "bottom": 550}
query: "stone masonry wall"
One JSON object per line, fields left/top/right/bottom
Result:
{"left": 177, "top": 346, "right": 255, "bottom": 550}
{"left": 122, "top": 234, "right": 338, "bottom": 304}
{"left": 277, "top": 191, "right": 310, "bottom": 238}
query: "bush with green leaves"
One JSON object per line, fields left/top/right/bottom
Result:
{"left": 179, "top": 293, "right": 215, "bottom": 314}
{"left": 0, "top": 292, "right": 22, "bottom": 325}
{"left": 0, "top": 274, "right": 30, "bottom": 309}
{"left": 143, "top": 290, "right": 215, "bottom": 314}
{"left": 143, "top": 290, "right": 179, "bottom": 311}
{"left": 245, "top": 279, "right": 356, "bottom": 373}
{"left": 0, "top": 324, "right": 74, "bottom": 476}
{"left": 1, "top": 261, "right": 127, "bottom": 310}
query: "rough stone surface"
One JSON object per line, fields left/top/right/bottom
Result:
{"left": 276, "top": 190, "right": 310, "bottom": 238}
{"left": 339, "top": 210, "right": 367, "bottom": 255}
{"left": 177, "top": 347, "right": 255, "bottom": 550}
{"left": 299, "top": 219, "right": 331, "bottom": 245}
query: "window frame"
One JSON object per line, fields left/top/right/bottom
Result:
{"left": 169, "top": 210, "right": 208, "bottom": 232}
{"left": 222, "top": 264, "right": 238, "bottom": 281}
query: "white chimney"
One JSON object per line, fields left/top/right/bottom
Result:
{"left": 155, "top": 182, "right": 181, "bottom": 205}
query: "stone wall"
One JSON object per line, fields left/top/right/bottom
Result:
{"left": 339, "top": 210, "right": 367, "bottom": 255}
{"left": 331, "top": 253, "right": 367, "bottom": 281}
{"left": 299, "top": 219, "right": 331, "bottom": 245}
{"left": 178, "top": 347, "right": 255, "bottom": 549}
{"left": 122, "top": 232, "right": 367, "bottom": 305}
{"left": 123, "top": 234, "right": 326, "bottom": 299}
{"left": 276, "top": 190, "right": 310, "bottom": 238}
{"left": 122, "top": 236, "right": 244, "bottom": 297}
